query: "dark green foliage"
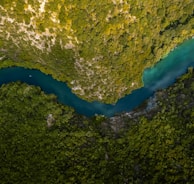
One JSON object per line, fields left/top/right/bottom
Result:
{"left": 0, "top": 2, "right": 194, "bottom": 182}
{"left": 0, "top": 82, "right": 76, "bottom": 183}
{"left": 117, "top": 68, "right": 194, "bottom": 183}
{"left": 0, "top": 69, "right": 193, "bottom": 183}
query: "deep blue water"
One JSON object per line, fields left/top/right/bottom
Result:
{"left": 0, "top": 39, "right": 194, "bottom": 117}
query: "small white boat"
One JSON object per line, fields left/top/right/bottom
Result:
{"left": 29, "top": 75, "right": 32, "bottom": 77}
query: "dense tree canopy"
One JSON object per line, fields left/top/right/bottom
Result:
{"left": 0, "top": 68, "right": 193, "bottom": 183}
{"left": 0, "top": 0, "right": 193, "bottom": 102}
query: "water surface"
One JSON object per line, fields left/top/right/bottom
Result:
{"left": 0, "top": 39, "right": 194, "bottom": 117}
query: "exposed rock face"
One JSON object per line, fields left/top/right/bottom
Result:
{"left": 47, "top": 114, "right": 55, "bottom": 128}
{"left": 0, "top": 0, "right": 193, "bottom": 103}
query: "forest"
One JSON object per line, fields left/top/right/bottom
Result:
{"left": 0, "top": 1, "right": 194, "bottom": 183}
{"left": 0, "top": 0, "right": 193, "bottom": 102}
{"left": 0, "top": 68, "right": 193, "bottom": 183}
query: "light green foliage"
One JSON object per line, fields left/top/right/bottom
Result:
{"left": 0, "top": 0, "right": 193, "bottom": 103}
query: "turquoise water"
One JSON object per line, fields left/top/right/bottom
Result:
{"left": 0, "top": 39, "right": 194, "bottom": 117}
{"left": 143, "top": 39, "right": 194, "bottom": 90}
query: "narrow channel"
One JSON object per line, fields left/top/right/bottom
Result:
{"left": 0, "top": 39, "right": 194, "bottom": 117}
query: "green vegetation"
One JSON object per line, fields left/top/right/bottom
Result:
{"left": 0, "top": 1, "right": 193, "bottom": 183}
{"left": 0, "top": 1, "right": 194, "bottom": 182}
{"left": 0, "top": 0, "right": 193, "bottom": 102}
{"left": 0, "top": 68, "right": 193, "bottom": 183}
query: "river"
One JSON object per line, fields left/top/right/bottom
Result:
{"left": 0, "top": 39, "right": 194, "bottom": 117}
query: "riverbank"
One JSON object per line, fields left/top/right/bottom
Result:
{"left": 0, "top": 37, "right": 194, "bottom": 117}
{"left": 101, "top": 67, "right": 194, "bottom": 136}
{"left": 0, "top": 1, "right": 193, "bottom": 103}
{"left": 0, "top": 67, "right": 193, "bottom": 184}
